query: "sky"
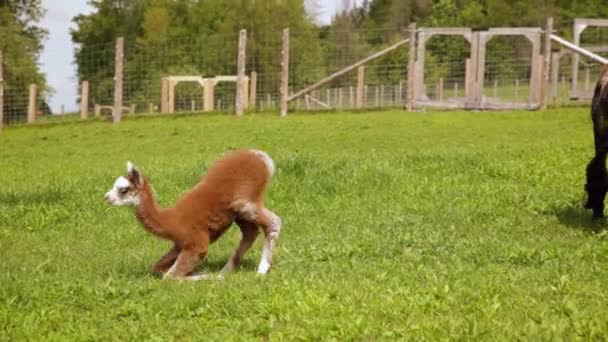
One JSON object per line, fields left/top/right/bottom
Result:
{"left": 38, "top": 1, "right": 358, "bottom": 113}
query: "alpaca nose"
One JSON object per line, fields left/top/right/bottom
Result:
{"left": 104, "top": 193, "right": 113, "bottom": 204}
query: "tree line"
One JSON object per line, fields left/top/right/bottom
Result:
{"left": 2, "top": 0, "right": 608, "bottom": 120}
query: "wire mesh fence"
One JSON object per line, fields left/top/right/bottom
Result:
{"left": 3, "top": 20, "right": 608, "bottom": 127}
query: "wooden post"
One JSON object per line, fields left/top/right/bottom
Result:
{"left": 148, "top": 103, "right": 154, "bottom": 113}
{"left": 235, "top": 29, "right": 247, "bottom": 116}
{"left": 406, "top": 23, "right": 417, "bottom": 110}
{"left": 168, "top": 80, "right": 176, "bottom": 113}
{"left": 541, "top": 17, "right": 553, "bottom": 109}
{"left": 493, "top": 80, "right": 498, "bottom": 98}
{"left": 280, "top": 28, "right": 290, "bottom": 117}
{"left": 585, "top": 68, "right": 591, "bottom": 91}
{"left": 80, "top": 81, "right": 89, "bottom": 119}
{"left": 0, "top": 50, "right": 4, "bottom": 131}
{"left": 551, "top": 52, "right": 559, "bottom": 101}
{"left": 438, "top": 78, "right": 444, "bottom": 102}
{"left": 267, "top": 93, "right": 272, "bottom": 109}
{"left": 191, "top": 100, "right": 196, "bottom": 112}
{"left": 356, "top": 66, "right": 365, "bottom": 109}
{"left": 250, "top": 71, "right": 257, "bottom": 108}
{"left": 326, "top": 88, "right": 331, "bottom": 107}
{"left": 94, "top": 104, "right": 101, "bottom": 117}
{"left": 380, "top": 85, "right": 385, "bottom": 107}
{"left": 113, "top": 37, "right": 124, "bottom": 123}
{"left": 27, "top": 84, "right": 37, "bottom": 123}
{"left": 398, "top": 81, "right": 403, "bottom": 104}
{"left": 394, "top": 86, "right": 399, "bottom": 106}
{"left": 349, "top": 86, "right": 354, "bottom": 108}
{"left": 161, "top": 78, "right": 168, "bottom": 112}
{"left": 203, "top": 78, "right": 215, "bottom": 112}
{"left": 515, "top": 79, "right": 520, "bottom": 99}
{"left": 375, "top": 86, "right": 380, "bottom": 107}
{"left": 454, "top": 83, "right": 459, "bottom": 98}
{"left": 130, "top": 104, "right": 135, "bottom": 114}
{"left": 337, "top": 88, "right": 343, "bottom": 110}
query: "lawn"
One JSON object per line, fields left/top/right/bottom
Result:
{"left": 1, "top": 108, "right": 607, "bottom": 340}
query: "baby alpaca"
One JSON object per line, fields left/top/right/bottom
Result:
{"left": 104, "top": 149, "right": 282, "bottom": 280}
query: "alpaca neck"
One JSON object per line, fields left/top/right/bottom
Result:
{"left": 135, "top": 179, "right": 176, "bottom": 240}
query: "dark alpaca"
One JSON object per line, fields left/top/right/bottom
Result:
{"left": 584, "top": 67, "right": 608, "bottom": 219}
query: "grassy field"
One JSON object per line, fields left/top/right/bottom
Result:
{"left": 1, "top": 108, "right": 608, "bottom": 340}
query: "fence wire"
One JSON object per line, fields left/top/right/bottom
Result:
{"left": 3, "top": 23, "right": 608, "bottom": 126}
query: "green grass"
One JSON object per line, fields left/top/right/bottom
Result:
{"left": 1, "top": 108, "right": 608, "bottom": 340}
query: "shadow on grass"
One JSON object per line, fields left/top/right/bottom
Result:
{"left": 120, "top": 258, "right": 258, "bottom": 280}
{"left": 555, "top": 204, "right": 606, "bottom": 232}
{"left": 0, "top": 188, "right": 66, "bottom": 206}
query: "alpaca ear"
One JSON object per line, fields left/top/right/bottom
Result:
{"left": 126, "top": 161, "right": 144, "bottom": 188}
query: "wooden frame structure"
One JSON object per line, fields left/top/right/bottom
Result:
{"left": 570, "top": 18, "right": 608, "bottom": 99}
{"left": 415, "top": 27, "right": 543, "bottom": 110}
{"left": 160, "top": 75, "right": 250, "bottom": 114}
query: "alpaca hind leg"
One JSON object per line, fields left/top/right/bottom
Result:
{"left": 221, "top": 219, "right": 260, "bottom": 274}
{"left": 254, "top": 208, "right": 282, "bottom": 274}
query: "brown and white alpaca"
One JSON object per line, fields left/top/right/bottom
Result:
{"left": 103, "top": 149, "right": 282, "bottom": 280}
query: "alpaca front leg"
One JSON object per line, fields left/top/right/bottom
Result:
{"left": 152, "top": 245, "right": 180, "bottom": 274}
{"left": 163, "top": 248, "right": 207, "bottom": 281}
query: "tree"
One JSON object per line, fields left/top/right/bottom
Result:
{"left": 0, "top": 0, "right": 48, "bottom": 122}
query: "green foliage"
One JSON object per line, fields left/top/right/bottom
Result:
{"left": 1, "top": 108, "right": 608, "bottom": 339}
{"left": 0, "top": 0, "right": 48, "bottom": 122}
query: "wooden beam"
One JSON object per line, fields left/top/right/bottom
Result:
{"left": 551, "top": 34, "right": 608, "bottom": 64}
{"left": 113, "top": 37, "right": 124, "bottom": 123}
{"left": 288, "top": 38, "right": 409, "bottom": 102}
{"left": 280, "top": 28, "right": 290, "bottom": 117}
{"left": 235, "top": 29, "right": 247, "bottom": 116}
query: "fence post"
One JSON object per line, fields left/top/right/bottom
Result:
{"left": 279, "top": 28, "right": 290, "bottom": 117}
{"left": 27, "top": 84, "right": 37, "bottom": 123}
{"left": 235, "top": 29, "right": 247, "bottom": 116}
{"left": 80, "top": 81, "right": 89, "bottom": 119}
{"left": 541, "top": 17, "right": 553, "bottom": 110}
{"left": 356, "top": 66, "right": 365, "bottom": 109}
{"left": 551, "top": 52, "right": 559, "bottom": 102}
{"left": 438, "top": 78, "right": 444, "bottom": 102}
{"left": 113, "top": 37, "right": 124, "bottom": 123}
{"left": 203, "top": 78, "right": 215, "bottom": 112}
{"left": 161, "top": 78, "right": 168, "bottom": 113}
{"left": 406, "top": 23, "right": 417, "bottom": 110}
{"left": 0, "top": 50, "right": 4, "bottom": 132}
{"left": 250, "top": 71, "right": 257, "bottom": 108}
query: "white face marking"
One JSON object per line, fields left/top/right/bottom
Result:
{"left": 104, "top": 176, "right": 140, "bottom": 207}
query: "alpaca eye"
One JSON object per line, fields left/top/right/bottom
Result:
{"left": 119, "top": 187, "right": 129, "bottom": 194}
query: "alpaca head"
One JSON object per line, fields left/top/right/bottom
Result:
{"left": 584, "top": 157, "right": 608, "bottom": 219}
{"left": 104, "top": 161, "right": 144, "bottom": 207}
